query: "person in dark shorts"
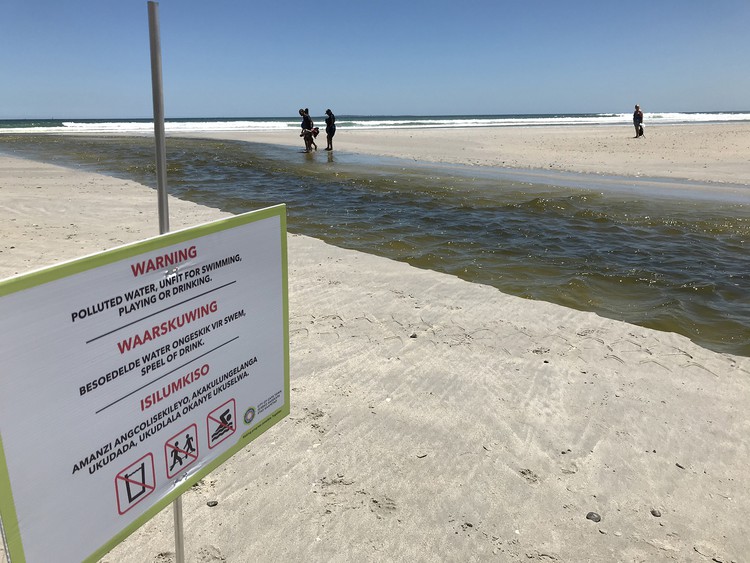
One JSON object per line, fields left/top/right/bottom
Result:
{"left": 324, "top": 109, "right": 336, "bottom": 151}
{"left": 633, "top": 104, "right": 644, "bottom": 138}
{"left": 299, "top": 108, "right": 316, "bottom": 152}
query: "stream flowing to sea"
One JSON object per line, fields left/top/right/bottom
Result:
{"left": 1, "top": 133, "right": 748, "bottom": 356}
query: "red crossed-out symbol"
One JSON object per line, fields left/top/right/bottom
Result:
{"left": 165, "top": 423, "right": 199, "bottom": 479}
{"left": 115, "top": 453, "right": 156, "bottom": 515}
{"left": 207, "top": 399, "right": 236, "bottom": 449}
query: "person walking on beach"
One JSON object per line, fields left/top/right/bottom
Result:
{"left": 299, "top": 108, "right": 317, "bottom": 152}
{"left": 633, "top": 104, "right": 644, "bottom": 138}
{"left": 324, "top": 109, "right": 336, "bottom": 151}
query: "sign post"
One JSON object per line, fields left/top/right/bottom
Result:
{"left": 0, "top": 206, "right": 289, "bottom": 562}
{"left": 148, "top": 0, "right": 169, "bottom": 236}
{"left": 148, "top": 2, "right": 182, "bottom": 557}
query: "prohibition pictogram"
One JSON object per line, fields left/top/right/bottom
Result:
{"left": 115, "top": 453, "right": 156, "bottom": 515}
{"left": 207, "top": 399, "right": 236, "bottom": 449}
{"left": 164, "top": 423, "right": 199, "bottom": 479}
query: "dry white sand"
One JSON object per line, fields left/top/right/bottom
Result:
{"left": 1, "top": 124, "right": 750, "bottom": 563}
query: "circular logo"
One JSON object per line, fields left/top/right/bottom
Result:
{"left": 243, "top": 407, "right": 256, "bottom": 425}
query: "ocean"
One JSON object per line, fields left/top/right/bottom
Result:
{"left": 1, "top": 113, "right": 749, "bottom": 356}
{"left": 1, "top": 111, "right": 750, "bottom": 133}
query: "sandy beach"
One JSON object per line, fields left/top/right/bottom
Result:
{"left": 2, "top": 123, "right": 750, "bottom": 562}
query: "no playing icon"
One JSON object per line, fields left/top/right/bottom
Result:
{"left": 115, "top": 453, "right": 156, "bottom": 515}
{"left": 165, "top": 423, "right": 199, "bottom": 479}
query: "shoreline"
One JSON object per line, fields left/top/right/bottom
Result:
{"left": 1, "top": 156, "right": 750, "bottom": 561}
{"left": 182, "top": 122, "right": 750, "bottom": 186}
{"left": 3, "top": 121, "right": 748, "bottom": 186}
{"left": 4, "top": 121, "right": 749, "bottom": 189}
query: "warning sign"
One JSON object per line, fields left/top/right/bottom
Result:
{"left": 207, "top": 399, "right": 236, "bottom": 449}
{"left": 115, "top": 454, "right": 156, "bottom": 515}
{"left": 165, "top": 424, "right": 199, "bottom": 479}
{"left": 0, "top": 206, "right": 290, "bottom": 563}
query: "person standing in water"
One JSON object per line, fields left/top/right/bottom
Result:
{"left": 324, "top": 109, "right": 336, "bottom": 151}
{"left": 633, "top": 104, "right": 644, "bottom": 138}
{"left": 299, "top": 108, "right": 315, "bottom": 152}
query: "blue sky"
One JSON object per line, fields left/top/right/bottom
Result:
{"left": 2, "top": 0, "right": 749, "bottom": 118}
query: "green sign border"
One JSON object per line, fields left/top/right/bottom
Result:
{"left": 0, "top": 204, "right": 290, "bottom": 562}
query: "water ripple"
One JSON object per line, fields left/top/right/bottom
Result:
{"left": 1, "top": 134, "right": 748, "bottom": 356}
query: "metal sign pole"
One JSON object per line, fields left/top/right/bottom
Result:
{"left": 0, "top": 519, "right": 10, "bottom": 563}
{"left": 148, "top": 0, "right": 170, "bottom": 236}
{"left": 173, "top": 495, "right": 186, "bottom": 563}
{"left": 148, "top": 3, "right": 182, "bottom": 563}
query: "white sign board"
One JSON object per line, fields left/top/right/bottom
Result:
{"left": 0, "top": 205, "right": 289, "bottom": 562}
